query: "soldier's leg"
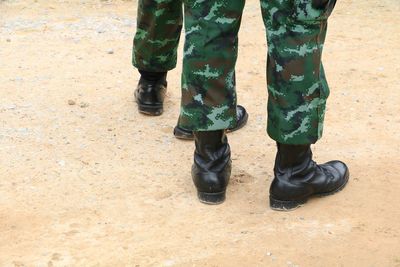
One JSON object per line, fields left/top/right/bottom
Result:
{"left": 132, "top": 0, "right": 183, "bottom": 72}
{"left": 174, "top": 0, "right": 248, "bottom": 140}
{"left": 261, "top": 0, "right": 349, "bottom": 210}
{"left": 178, "top": 0, "right": 245, "bottom": 131}
{"left": 132, "top": 0, "right": 182, "bottom": 115}
{"left": 180, "top": 0, "right": 245, "bottom": 204}
{"left": 262, "top": 0, "right": 336, "bottom": 145}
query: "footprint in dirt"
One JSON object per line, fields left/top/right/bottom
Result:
{"left": 232, "top": 171, "right": 255, "bottom": 185}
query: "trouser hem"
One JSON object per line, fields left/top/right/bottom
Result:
{"left": 132, "top": 62, "right": 176, "bottom": 73}
{"left": 267, "top": 129, "right": 320, "bottom": 145}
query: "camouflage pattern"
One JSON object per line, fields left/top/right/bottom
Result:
{"left": 133, "top": 0, "right": 337, "bottom": 145}
{"left": 263, "top": 0, "right": 337, "bottom": 144}
{"left": 132, "top": 0, "right": 183, "bottom": 72}
{"left": 178, "top": 0, "right": 245, "bottom": 131}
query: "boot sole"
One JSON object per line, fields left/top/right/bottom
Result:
{"left": 173, "top": 126, "right": 193, "bottom": 140}
{"left": 137, "top": 104, "right": 163, "bottom": 116}
{"left": 197, "top": 191, "right": 226, "bottom": 205}
{"left": 270, "top": 170, "right": 350, "bottom": 211}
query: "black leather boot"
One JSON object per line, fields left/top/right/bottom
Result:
{"left": 173, "top": 105, "right": 249, "bottom": 140}
{"left": 269, "top": 143, "right": 349, "bottom": 211}
{"left": 134, "top": 74, "right": 167, "bottom": 116}
{"left": 192, "top": 130, "right": 231, "bottom": 204}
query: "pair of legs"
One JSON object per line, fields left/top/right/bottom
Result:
{"left": 132, "top": 0, "right": 248, "bottom": 139}
{"left": 133, "top": 0, "right": 333, "bottom": 143}
{"left": 133, "top": 0, "right": 349, "bottom": 210}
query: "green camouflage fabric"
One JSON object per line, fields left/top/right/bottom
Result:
{"left": 263, "top": 0, "right": 336, "bottom": 144}
{"left": 133, "top": 0, "right": 337, "bottom": 145}
{"left": 132, "top": 0, "right": 183, "bottom": 72}
{"left": 178, "top": 0, "right": 245, "bottom": 132}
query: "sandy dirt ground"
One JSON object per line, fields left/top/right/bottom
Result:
{"left": 1, "top": 0, "right": 400, "bottom": 266}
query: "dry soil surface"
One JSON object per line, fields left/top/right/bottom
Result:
{"left": 1, "top": 0, "right": 400, "bottom": 266}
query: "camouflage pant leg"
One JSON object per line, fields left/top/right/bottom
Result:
{"left": 262, "top": 0, "right": 337, "bottom": 144}
{"left": 132, "top": 0, "right": 183, "bottom": 72}
{"left": 177, "top": 0, "right": 245, "bottom": 131}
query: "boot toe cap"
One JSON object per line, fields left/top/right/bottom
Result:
{"left": 324, "top": 160, "right": 349, "bottom": 180}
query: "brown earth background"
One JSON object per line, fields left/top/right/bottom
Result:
{"left": 1, "top": 0, "right": 400, "bottom": 266}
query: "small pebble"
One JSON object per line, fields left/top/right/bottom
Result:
{"left": 13, "top": 77, "right": 23, "bottom": 82}
{"left": 5, "top": 104, "right": 17, "bottom": 110}
{"left": 80, "top": 102, "right": 89, "bottom": 108}
{"left": 266, "top": 252, "right": 272, "bottom": 256}
{"left": 68, "top": 99, "right": 76, "bottom": 105}
{"left": 107, "top": 49, "right": 114, "bottom": 54}
{"left": 6, "top": 38, "right": 11, "bottom": 42}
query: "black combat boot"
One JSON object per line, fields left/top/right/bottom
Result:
{"left": 134, "top": 71, "right": 167, "bottom": 116}
{"left": 173, "top": 105, "right": 249, "bottom": 140}
{"left": 192, "top": 130, "right": 231, "bottom": 204}
{"left": 269, "top": 143, "right": 349, "bottom": 211}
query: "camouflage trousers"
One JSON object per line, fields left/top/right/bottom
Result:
{"left": 133, "top": 0, "right": 337, "bottom": 145}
